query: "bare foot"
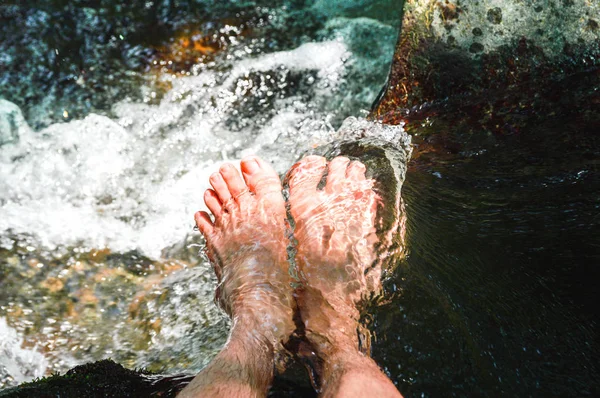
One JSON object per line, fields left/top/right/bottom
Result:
{"left": 194, "top": 156, "right": 294, "bottom": 347}
{"left": 286, "top": 155, "right": 381, "bottom": 357}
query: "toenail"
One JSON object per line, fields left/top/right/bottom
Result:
{"left": 220, "top": 163, "right": 234, "bottom": 173}
{"left": 210, "top": 172, "right": 222, "bottom": 182}
{"left": 244, "top": 159, "right": 260, "bottom": 173}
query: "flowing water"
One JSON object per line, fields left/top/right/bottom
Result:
{"left": 0, "top": 0, "right": 401, "bottom": 389}
{"left": 1, "top": 0, "right": 599, "bottom": 396}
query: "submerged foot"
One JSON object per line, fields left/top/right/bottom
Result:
{"left": 194, "top": 156, "right": 294, "bottom": 347}
{"left": 287, "top": 155, "right": 381, "bottom": 358}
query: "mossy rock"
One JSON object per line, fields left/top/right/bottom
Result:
{"left": 0, "top": 359, "right": 189, "bottom": 398}
{"left": 0, "top": 359, "right": 316, "bottom": 397}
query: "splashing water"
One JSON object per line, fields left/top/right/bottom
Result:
{"left": 0, "top": 15, "right": 399, "bottom": 386}
{"left": 1, "top": 41, "right": 351, "bottom": 258}
{"left": 0, "top": 318, "right": 48, "bottom": 387}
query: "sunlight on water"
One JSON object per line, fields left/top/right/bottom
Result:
{"left": 0, "top": 29, "right": 394, "bottom": 386}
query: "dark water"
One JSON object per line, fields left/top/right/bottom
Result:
{"left": 372, "top": 69, "right": 600, "bottom": 396}
{"left": 1, "top": 0, "right": 600, "bottom": 396}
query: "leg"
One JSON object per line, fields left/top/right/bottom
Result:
{"left": 179, "top": 156, "right": 295, "bottom": 398}
{"left": 287, "top": 156, "right": 403, "bottom": 398}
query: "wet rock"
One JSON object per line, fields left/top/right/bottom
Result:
{"left": 371, "top": 0, "right": 600, "bottom": 120}
{"left": 0, "top": 358, "right": 315, "bottom": 398}
{"left": 0, "top": 100, "right": 30, "bottom": 146}
{"left": 487, "top": 7, "right": 503, "bottom": 24}
{"left": 0, "top": 359, "right": 187, "bottom": 398}
{"left": 317, "top": 17, "right": 397, "bottom": 124}
{"left": 0, "top": 1, "right": 335, "bottom": 129}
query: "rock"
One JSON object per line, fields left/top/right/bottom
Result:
{"left": 0, "top": 359, "right": 189, "bottom": 398}
{"left": 0, "top": 358, "right": 315, "bottom": 397}
{"left": 0, "top": 100, "right": 30, "bottom": 146}
{"left": 317, "top": 17, "right": 398, "bottom": 124}
{"left": 371, "top": 0, "right": 600, "bottom": 122}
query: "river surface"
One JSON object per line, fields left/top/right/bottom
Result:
{"left": 1, "top": 0, "right": 599, "bottom": 396}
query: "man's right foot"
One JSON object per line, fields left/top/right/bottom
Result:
{"left": 286, "top": 155, "right": 383, "bottom": 358}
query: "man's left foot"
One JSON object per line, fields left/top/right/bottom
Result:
{"left": 285, "top": 156, "right": 381, "bottom": 359}
{"left": 194, "top": 156, "right": 295, "bottom": 347}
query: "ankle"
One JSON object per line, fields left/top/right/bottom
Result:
{"left": 297, "top": 287, "right": 361, "bottom": 358}
{"left": 180, "top": 326, "right": 275, "bottom": 397}
{"left": 231, "top": 299, "right": 295, "bottom": 346}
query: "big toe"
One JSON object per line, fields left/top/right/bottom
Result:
{"left": 325, "top": 156, "right": 350, "bottom": 193}
{"left": 286, "top": 155, "right": 327, "bottom": 216}
{"left": 241, "top": 156, "right": 285, "bottom": 208}
{"left": 286, "top": 155, "right": 327, "bottom": 193}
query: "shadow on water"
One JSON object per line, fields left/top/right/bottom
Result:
{"left": 371, "top": 68, "right": 600, "bottom": 396}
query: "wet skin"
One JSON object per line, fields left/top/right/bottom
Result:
{"left": 195, "top": 156, "right": 295, "bottom": 345}
{"left": 286, "top": 155, "right": 381, "bottom": 354}
{"left": 181, "top": 156, "right": 294, "bottom": 398}
{"left": 180, "top": 155, "right": 401, "bottom": 398}
{"left": 287, "top": 156, "right": 401, "bottom": 398}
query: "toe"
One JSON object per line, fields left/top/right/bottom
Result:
{"left": 210, "top": 172, "right": 232, "bottom": 204}
{"left": 346, "top": 160, "right": 367, "bottom": 181}
{"left": 204, "top": 189, "right": 223, "bottom": 220}
{"left": 241, "top": 156, "right": 284, "bottom": 203}
{"left": 325, "top": 156, "right": 350, "bottom": 193}
{"left": 194, "top": 211, "right": 214, "bottom": 236}
{"left": 287, "top": 155, "right": 327, "bottom": 193}
{"left": 220, "top": 163, "right": 248, "bottom": 201}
